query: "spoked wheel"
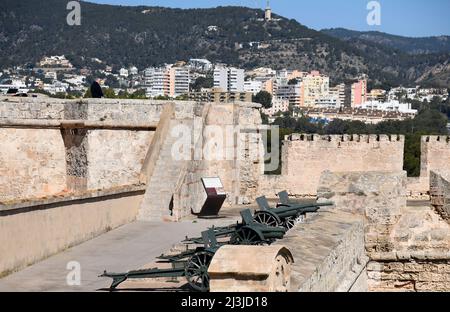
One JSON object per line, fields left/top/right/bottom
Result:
{"left": 282, "top": 216, "right": 297, "bottom": 230}
{"left": 282, "top": 214, "right": 305, "bottom": 230}
{"left": 254, "top": 211, "right": 280, "bottom": 227}
{"left": 230, "top": 227, "right": 263, "bottom": 245}
{"left": 185, "top": 251, "right": 214, "bottom": 292}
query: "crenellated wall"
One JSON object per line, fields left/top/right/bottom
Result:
{"left": 260, "top": 134, "right": 405, "bottom": 197}
{"left": 421, "top": 136, "right": 450, "bottom": 178}
{"left": 407, "top": 136, "right": 450, "bottom": 197}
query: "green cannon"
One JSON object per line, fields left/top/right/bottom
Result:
{"left": 183, "top": 208, "right": 286, "bottom": 246}
{"left": 254, "top": 192, "right": 334, "bottom": 230}
{"left": 100, "top": 229, "right": 220, "bottom": 292}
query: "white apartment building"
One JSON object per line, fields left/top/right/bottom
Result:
{"left": 128, "top": 66, "right": 139, "bottom": 76}
{"left": 214, "top": 67, "right": 244, "bottom": 93}
{"left": 188, "top": 59, "right": 213, "bottom": 72}
{"left": 315, "top": 97, "right": 340, "bottom": 109}
{"left": 144, "top": 65, "right": 190, "bottom": 98}
{"left": 244, "top": 80, "right": 263, "bottom": 95}
{"left": 262, "top": 96, "right": 289, "bottom": 117}
{"left": 44, "top": 71, "right": 57, "bottom": 80}
{"left": 361, "top": 100, "right": 418, "bottom": 115}
{"left": 144, "top": 67, "right": 170, "bottom": 98}
{"left": 43, "top": 81, "right": 69, "bottom": 94}
{"left": 119, "top": 68, "right": 129, "bottom": 77}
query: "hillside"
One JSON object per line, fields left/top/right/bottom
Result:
{"left": 322, "top": 28, "right": 450, "bottom": 55}
{"left": 0, "top": 0, "right": 449, "bottom": 88}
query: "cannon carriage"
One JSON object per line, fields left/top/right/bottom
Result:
{"left": 253, "top": 191, "right": 334, "bottom": 230}
{"left": 183, "top": 209, "right": 286, "bottom": 246}
{"left": 100, "top": 230, "right": 220, "bottom": 292}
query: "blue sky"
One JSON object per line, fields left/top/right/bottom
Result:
{"left": 88, "top": 0, "right": 450, "bottom": 37}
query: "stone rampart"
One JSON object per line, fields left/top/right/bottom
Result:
{"left": 260, "top": 134, "right": 404, "bottom": 197}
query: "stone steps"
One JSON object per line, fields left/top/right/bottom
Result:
{"left": 138, "top": 119, "right": 190, "bottom": 221}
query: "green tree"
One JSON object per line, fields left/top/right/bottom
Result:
{"left": 252, "top": 91, "right": 273, "bottom": 109}
{"left": 190, "top": 76, "right": 213, "bottom": 92}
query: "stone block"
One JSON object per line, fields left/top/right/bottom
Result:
{"left": 208, "top": 245, "right": 294, "bottom": 292}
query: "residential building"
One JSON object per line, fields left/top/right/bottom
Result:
{"left": 351, "top": 79, "right": 368, "bottom": 107}
{"left": 188, "top": 59, "right": 213, "bottom": 72}
{"left": 119, "top": 68, "right": 129, "bottom": 77}
{"left": 262, "top": 96, "right": 289, "bottom": 117}
{"left": 301, "top": 71, "right": 330, "bottom": 107}
{"left": 143, "top": 66, "right": 170, "bottom": 98}
{"left": 39, "top": 55, "right": 73, "bottom": 68}
{"left": 144, "top": 65, "right": 190, "bottom": 98}
{"left": 361, "top": 100, "right": 418, "bottom": 114}
{"left": 275, "top": 83, "right": 302, "bottom": 107}
{"left": 170, "top": 66, "right": 190, "bottom": 98}
{"left": 367, "top": 89, "right": 387, "bottom": 102}
{"left": 301, "top": 107, "right": 416, "bottom": 125}
{"left": 128, "top": 66, "right": 138, "bottom": 76}
{"left": 244, "top": 80, "right": 263, "bottom": 95}
{"left": 44, "top": 71, "right": 57, "bottom": 80}
{"left": 330, "top": 84, "right": 345, "bottom": 104}
{"left": 314, "top": 97, "right": 340, "bottom": 109}
{"left": 213, "top": 66, "right": 244, "bottom": 93}
{"left": 188, "top": 88, "right": 252, "bottom": 103}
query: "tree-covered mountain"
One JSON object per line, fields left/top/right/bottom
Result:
{"left": 0, "top": 0, "right": 449, "bottom": 88}
{"left": 322, "top": 28, "right": 450, "bottom": 55}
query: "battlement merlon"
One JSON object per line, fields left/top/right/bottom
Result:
{"left": 284, "top": 134, "right": 405, "bottom": 144}
{"left": 422, "top": 135, "right": 450, "bottom": 144}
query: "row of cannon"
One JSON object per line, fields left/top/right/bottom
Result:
{"left": 100, "top": 191, "right": 333, "bottom": 292}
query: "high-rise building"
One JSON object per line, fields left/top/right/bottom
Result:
{"left": 170, "top": 66, "right": 190, "bottom": 98}
{"left": 144, "top": 65, "right": 191, "bottom": 98}
{"left": 301, "top": 71, "right": 330, "bottom": 107}
{"left": 213, "top": 66, "right": 245, "bottom": 93}
{"left": 275, "top": 83, "right": 302, "bottom": 107}
{"left": 351, "top": 79, "right": 368, "bottom": 107}
{"left": 143, "top": 67, "right": 170, "bottom": 98}
{"left": 329, "top": 83, "right": 346, "bottom": 108}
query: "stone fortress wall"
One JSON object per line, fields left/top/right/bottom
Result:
{"left": 260, "top": 134, "right": 404, "bottom": 197}
{"left": 260, "top": 133, "right": 450, "bottom": 198}
{"left": 1, "top": 97, "right": 450, "bottom": 291}
{"left": 317, "top": 171, "right": 450, "bottom": 292}
{"left": 0, "top": 98, "right": 262, "bottom": 207}
{"left": 0, "top": 97, "right": 263, "bottom": 276}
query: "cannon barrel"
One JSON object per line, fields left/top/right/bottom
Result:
{"left": 100, "top": 267, "right": 186, "bottom": 289}
{"left": 273, "top": 202, "right": 334, "bottom": 218}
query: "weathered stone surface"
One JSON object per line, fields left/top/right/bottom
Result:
{"left": 209, "top": 245, "right": 294, "bottom": 292}
{"left": 430, "top": 170, "right": 450, "bottom": 223}
{"left": 259, "top": 134, "right": 404, "bottom": 197}
{"left": 273, "top": 208, "right": 368, "bottom": 292}
{"left": 0, "top": 129, "right": 66, "bottom": 202}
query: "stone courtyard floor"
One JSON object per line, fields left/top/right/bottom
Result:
{"left": 0, "top": 207, "right": 245, "bottom": 292}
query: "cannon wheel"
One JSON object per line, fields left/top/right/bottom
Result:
{"left": 254, "top": 211, "right": 281, "bottom": 227}
{"left": 283, "top": 213, "right": 305, "bottom": 230}
{"left": 282, "top": 216, "right": 297, "bottom": 230}
{"left": 230, "top": 227, "right": 264, "bottom": 245}
{"left": 185, "top": 251, "right": 214, "bottom": 292}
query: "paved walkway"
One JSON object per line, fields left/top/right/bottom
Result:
{"left": 0, "top": 214, "right": 241, "bottom": 292}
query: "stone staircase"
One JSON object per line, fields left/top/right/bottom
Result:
{"left": 138, "top": 119, "right": 189, "bottom": 221}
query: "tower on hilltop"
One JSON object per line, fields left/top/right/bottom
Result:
{"left": 265, "top": 0, "right": 272, "bottom": 21}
